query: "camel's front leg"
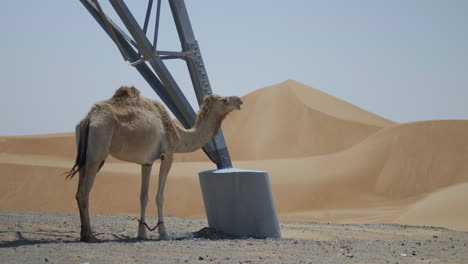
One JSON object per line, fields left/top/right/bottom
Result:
{"left": 156, "top": 153, "right": 173, "bottom": 240}
{"left": 137, "top": 164, "right": 152, "bottom": 240}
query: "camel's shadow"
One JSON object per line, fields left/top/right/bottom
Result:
{"left": 0, "top": 227, "right": 246, "bottom": 248}
{"left": 0, "top": 231, "right": 140, "bottom": 248}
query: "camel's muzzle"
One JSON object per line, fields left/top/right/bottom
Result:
{"left": 234, "top": 98, "right": 243, "bottom": 110}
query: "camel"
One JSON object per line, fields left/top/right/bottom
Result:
{"left": 66, "top": 86, "right": 243, "bottom": 242}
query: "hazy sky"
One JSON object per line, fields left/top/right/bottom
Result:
{"left": 1, "top": 0, "right": 467, "bottom": 136}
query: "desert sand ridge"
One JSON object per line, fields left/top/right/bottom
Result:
{"left": 280, "top": 79, "right": 395, "bottom": 126}
{"left": 1, "top": 81, "right": 467, "bottom": 232}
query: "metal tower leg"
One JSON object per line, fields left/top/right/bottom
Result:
{"left": 80, "top": 0, "right": 232, "bottom": 168}
{"left": 168, "top": 0, "right": 233, "bottom": 168}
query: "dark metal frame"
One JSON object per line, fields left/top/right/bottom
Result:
{"left": 80, "top": 0, "right": 232, "bottom": 169}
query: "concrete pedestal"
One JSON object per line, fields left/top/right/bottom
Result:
{"left": 198, "top": 168, "right": 281, "bottom": 238}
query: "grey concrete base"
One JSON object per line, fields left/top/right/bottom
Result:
{"left": 198, "top": 168, "right": 281, "bottom": 238}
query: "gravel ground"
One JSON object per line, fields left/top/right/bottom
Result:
{"left": 1, "top": 211, "right": 467, "bottom": 264}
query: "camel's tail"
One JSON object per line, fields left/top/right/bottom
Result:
{"left": 65, "top": 119, "right": 90, "bottom": 180}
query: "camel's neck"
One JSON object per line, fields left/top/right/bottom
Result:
{"left": 174, "top": 113, "right": 222, "bottom": 153}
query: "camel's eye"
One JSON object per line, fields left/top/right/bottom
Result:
{"left": 222, "top": 98, "right": 229, "bottom": 104}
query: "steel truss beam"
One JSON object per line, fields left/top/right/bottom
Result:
{"left": 80, "top": 0, "right": 232, "bottom": 168}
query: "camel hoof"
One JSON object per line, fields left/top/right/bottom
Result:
{"left": 137, "top": 224, "right": 149, "bottom": 240}
{"left": 137, "top": 233, "right": 149, "bottom": 240}
{"left": 80, "top": 234, "right": 99, "bottom": 242}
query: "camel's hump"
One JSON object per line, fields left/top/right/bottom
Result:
{"left": 112, "top": 86, "right": 140, "bottom": 99}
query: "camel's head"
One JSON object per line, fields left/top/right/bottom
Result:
{"left": 196, "top": 94, "right": 243, "bottom": 137}
{"left": 201, "top": 94, "right": 243, "bottom": 117}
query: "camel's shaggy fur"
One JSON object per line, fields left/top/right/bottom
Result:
{"left": 66, "top": 86, "right": 242, "bottom": 242}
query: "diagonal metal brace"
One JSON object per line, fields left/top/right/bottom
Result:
{"left": 109, "top": 0, "right": 232, "bottom": 168}
{"left": 80, "top": 0, "right": 223, "bottom": 166}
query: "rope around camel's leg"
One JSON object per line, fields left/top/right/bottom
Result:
{"left": 137, "top": 219, "right": 164, "bottom": 231}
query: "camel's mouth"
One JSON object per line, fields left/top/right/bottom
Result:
{"left": 234, "top": 98, "right": 243, "bottom": 110}
{"left": 224, "top": 96, "right": 243, "bottom": 110}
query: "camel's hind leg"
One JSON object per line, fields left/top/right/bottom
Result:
{"left": 155, "top": 153, "right": 173, "bottom": 240}
{"left": 137, "top": 164, "right": 152, "bottom": 240}
{"left": 75, "top": 126, "right": 111, "bottom": 242}
{"left": 76, "top": 162, "right": 100, "bottom": 242}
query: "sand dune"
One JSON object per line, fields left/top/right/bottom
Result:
{"left": 374, "top": 120, "right": 468, "bottom": 196}
{"left": 396, "top": 182, "right": 468, "bottom": 231}
{"left": 243, "top": 120, "right": 468, "bottom": 230}
{"left": 222, "top": 80, "right": 393, "bottom": 160}
{"left": 1, "top": 80, "right": 468, "bottom": 232}
{"left": 232, "top": 120, "right": 468, "bottom": 219}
